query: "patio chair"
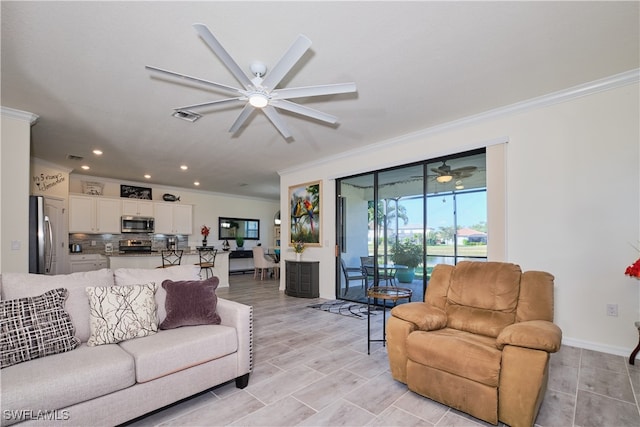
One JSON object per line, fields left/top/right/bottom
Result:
{"left": 340, "top": 258, "right": 366, "bottom": 296}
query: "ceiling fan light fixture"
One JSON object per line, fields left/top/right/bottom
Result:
{"left": 248, "top": 93, "right": 269, "bottom": 108}
{"left": 436, "top": 175, "right": 453, "bottom": 183}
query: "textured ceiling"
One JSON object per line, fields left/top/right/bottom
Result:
{"left": 2, "top": 1, "right": 638, "bottom": 200}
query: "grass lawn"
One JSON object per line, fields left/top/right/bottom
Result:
{"left": 426, "top": 244, "right": 487, "bottom": 257}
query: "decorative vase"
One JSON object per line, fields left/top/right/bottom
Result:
{"left": 296, "top": 253, "right": 301, "bottom": 261}
{"left": 202, "top": 238, "right": 207, "bottom": 247}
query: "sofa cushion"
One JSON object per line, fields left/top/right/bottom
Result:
{"left": 160, "top": 277, "right": 221, "bottom": 330}
{"left": 1, "top": 269, "right": 114, "bottom": 343}
{"left": 113, "top": 265, "right": 200, "bottom": 323}
{"left": 0, "top": 288, "right": 80, "bottom": 368}
{"left": 0, "top": 343, "right": 135, "bottom": 419}
{"left": 118, "top": 324, "right": 238, "bottom": 383}
{"left": 86, "top": 283, "right": 158, "bottom": 346}
{"left": 407, "top": 328, "right": 502, "bottom": 387}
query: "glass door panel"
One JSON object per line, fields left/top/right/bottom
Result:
{"left": 336, "top": 173, "right": 374, "bottom": 301}
{"left": 376, "top": 165, "right": 425, "bottom": 302}
{"left": 336, "top": 148, "right": 487, "bottom": 303}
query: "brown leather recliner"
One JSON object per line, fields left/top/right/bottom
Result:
{"left": 386, "top": 261, "right": 562, "bottom": 427}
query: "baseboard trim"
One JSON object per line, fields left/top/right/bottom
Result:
{"left": 562, "top": 337, "right": 636, "bottom": 362}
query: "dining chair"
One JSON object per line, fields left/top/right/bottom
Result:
{"left": 252, "top": 246, "right": 279, "bottom": 280}
{"left": 158, "top": 249, "right": 183, "bottom": 268}
{"left": 195, "top": 247, "right": 217, "bottom": 279}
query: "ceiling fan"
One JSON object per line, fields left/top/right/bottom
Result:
{"left": 430, "top": 161, "right": 477, "bottom": 183}
{"left": 146, "top": 24, "right": 357, "bottom": 140}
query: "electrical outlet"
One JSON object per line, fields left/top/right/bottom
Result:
{"left": 91, "top": 240, "right": 96, "bottom": 246}
{"left": 606, "top": 304, "right": 618, "bottom": 317}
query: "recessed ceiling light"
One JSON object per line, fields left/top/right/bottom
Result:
{"left": 180, "top": 165, "right": 188, "bottom": 171}
{"left": 194, "top": 181, "right": 200, "bottom": 186}
{"left": 144, "top": 174, "right": 151, "bottom": 179}
{"left": 93, "top": 149, "right": 103, "bottom": 155}
{"left": 81, "top": 165, "right": 90, "bottom": 170}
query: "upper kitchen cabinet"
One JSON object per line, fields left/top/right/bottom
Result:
{"left": 69, "top": 195, "right": 121, "bottom": 233}
{"left": 154, "top": 203, "right": 192, "bottom": 235}
{"left": 121, "top": 199, "right": 154, "bottom": 217}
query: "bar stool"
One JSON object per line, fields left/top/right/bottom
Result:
{"left": 157, "top": 250, "right": 183, "bottom": 268}
{"left": 195, "top": 247, "right": 217, "bottom": 279}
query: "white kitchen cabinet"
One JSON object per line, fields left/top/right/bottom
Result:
{"left": 69, "top": 254, "right": 108, "bottom": 273}
{"left": 69, "top": 195, "right": 121, "bottom": 233}
{"left": 153, "top": 203, "right": 192, "bottom": 234}
{"left": 122, "top": 199, "right": 154, "bottom": 217}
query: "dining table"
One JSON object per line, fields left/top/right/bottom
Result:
{"left": 363, "top": 263, "right": 408, "bottom": 287}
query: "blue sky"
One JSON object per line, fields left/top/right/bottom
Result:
{"left": 400, "top": 191, "right": 486, "bottom": 229}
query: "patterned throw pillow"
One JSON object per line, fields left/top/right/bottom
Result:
{"left": 86, "top": 283, "right": 158, "bottom": 346}
{"left": 160, "top": 277, "right": 221, "bottom": 330}
{"left": 0, "top": 288, "right": 80, "bottom": 369}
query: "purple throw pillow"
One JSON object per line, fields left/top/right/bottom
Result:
{"left": 159, "top": 277, "right": 221, "bottom": 329}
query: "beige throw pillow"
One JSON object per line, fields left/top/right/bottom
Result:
{"left": 86, "top": 283, "right": 158, "bottom": 346}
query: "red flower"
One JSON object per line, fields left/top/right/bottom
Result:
{"left": 201, "top": 225, "right": 210, "bottom": 237}
{"left": 625, "top": 258, "right": 640, "bottom": 278}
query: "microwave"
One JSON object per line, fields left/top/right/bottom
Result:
{"left": 121, "top": 216, "right": 154, "bottom": 233}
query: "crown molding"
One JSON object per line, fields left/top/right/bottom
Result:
{"left": 279, "top": 69, "right": 640, "bottom": 176}
{"left": 1, "top": 106, "right": 39, "bottom": 125}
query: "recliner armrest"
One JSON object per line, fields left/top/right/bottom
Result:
{"left": 496, "top": 320, "right": 562, "bottom": 352}
{"left": 390, "top": 302, "right": 447, "bottom": 331}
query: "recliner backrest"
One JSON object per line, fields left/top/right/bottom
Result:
{"left": 426, "top": 261, "right": 556, "bottom": 338}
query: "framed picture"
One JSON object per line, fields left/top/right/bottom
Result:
{"left": 289, "top": 180, "right": 322, "bottom": 247}
{"left": 120, "top": 185, "right": 152, "bottom": 200}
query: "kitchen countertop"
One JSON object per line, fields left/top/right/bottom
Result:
{"left": 106, "top": 250, "right": 230, "bottom": 257}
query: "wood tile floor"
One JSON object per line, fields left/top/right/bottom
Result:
{"left": 124, "top": 274, "right": 640, "bottom": 427}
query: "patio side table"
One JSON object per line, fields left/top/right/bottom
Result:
{"left": 367, "top": 286, "right": 412, "bottom": 354}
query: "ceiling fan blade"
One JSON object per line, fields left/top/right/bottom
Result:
{"left": 262, "top": 106, "right": 292, "bottom": 139}
{"left": 261, "top": 34, "right": 312, "bottom": 91}
{"left": 177, "top": 98, "right": 244, "bottom": 111}
{"left": 146, "top": 65, "right": 242, "bottom": 96}
{"left": 229, "top": 105, "right": 255, "bottom": 134}
{"left": 192, "top": 23, "right": 253, "bottom": 89}
{"left": 271, "top": 82, "right": 357, "bottom": 100}
{"left": 452, "top": 166, "right": 478, "bottom": 173}
{"left": 273, "top": 100, "right": 338, "bottom": 124}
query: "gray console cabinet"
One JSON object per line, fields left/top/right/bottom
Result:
{"left": 285, "top": 260, "right": 319, "bottom": 298}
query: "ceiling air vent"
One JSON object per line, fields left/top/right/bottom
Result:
{"left": 67, "top": 154, "right": 84, "bottom": 161}
{"left": 172, "top": 110, "right": 201, "bottom": 122}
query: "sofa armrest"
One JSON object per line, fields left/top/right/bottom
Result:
{"left": 496, "top": 320, "right": 562, "bottom": 352}
{"left": 216, "top": 298, "right": 253, "bottom": 375}
{"left": 390, "top": 302, "right": 447, "bottom": 331}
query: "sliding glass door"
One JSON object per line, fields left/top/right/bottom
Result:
{"left": 336, "top": 149, "right": 487, "bottom": 303}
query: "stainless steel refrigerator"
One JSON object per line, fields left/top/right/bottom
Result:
{"left": 29, "top": 195, "right": 53, "bottom": 274}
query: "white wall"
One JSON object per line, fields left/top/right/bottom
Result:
{"left": 1, "top": 108, "right": 38, "bottom": 273}
{"left": 279, "top": 75, "right": 640, "bottom": 357}
{"left": 68, "top": 175, "right": 280, "bottom": 249}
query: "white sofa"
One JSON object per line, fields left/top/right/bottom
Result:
{"left": 0, "top": 266, "right": 253, "bottom": 426}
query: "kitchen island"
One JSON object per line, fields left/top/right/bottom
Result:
{"left": 107, "top": 250, "right": 230, "bottom": 287}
